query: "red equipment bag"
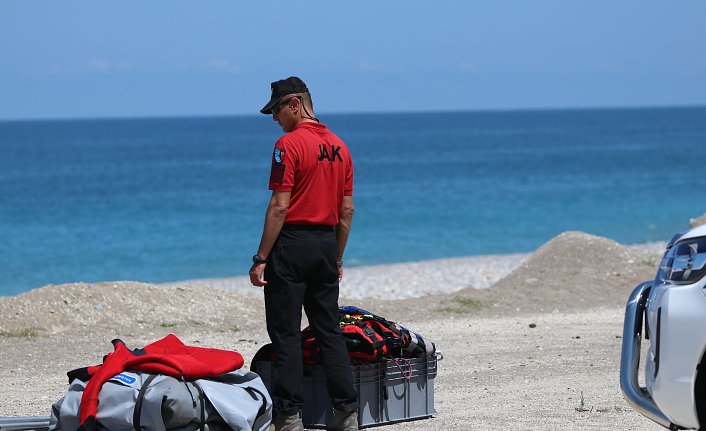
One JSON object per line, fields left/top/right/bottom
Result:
{"left": 301, "top": 307, "right": 430, "bottom": 364}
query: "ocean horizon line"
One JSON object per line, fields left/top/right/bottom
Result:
{"left": 2, "top": 103, "right": 705, "bottom": 124}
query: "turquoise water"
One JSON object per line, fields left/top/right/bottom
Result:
{"left": 1, "top": 107, "right": 705, "bottom": 295}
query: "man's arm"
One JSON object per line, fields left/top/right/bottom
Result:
{"left": 335, "top": 195, "right": 355, "bottom": 279}
{"left": 249, "top": 190, "right": 291, "bottom": 287}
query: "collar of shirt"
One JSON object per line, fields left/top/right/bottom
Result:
{"left": 293, "top": 121, "right": 327, "bottom": 133}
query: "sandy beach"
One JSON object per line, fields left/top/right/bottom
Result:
{"left": 0, "top": 231, "right": 668, "bottom": 430}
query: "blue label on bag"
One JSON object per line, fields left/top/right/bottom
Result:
{"left": 110, "top": 373, "right": 137, "bottom": 384}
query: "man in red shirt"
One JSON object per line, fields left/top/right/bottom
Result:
{"left": 249, "top": 77, "right": 358, "bottom": 431}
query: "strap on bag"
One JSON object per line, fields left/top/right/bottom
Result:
{"left": 244, "top": 387, "right": 269, "bottom": 419}
{"left": 190, "top": 380, "right": 206, "bottom": 431}
{"left": 132, "top": 374, "right": 158, "bottom": 431}
{"left": 132, "top": 375, "right": 207, "bottom": 431}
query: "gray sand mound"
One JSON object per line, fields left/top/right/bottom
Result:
{"left": 691, "top": 212, "right": 706, "bottom": 228}
{"left": 454, "top": 231, "right": 659, "bottom": 313}
{"left": 0, "top": 231, "right": 662, "bottom": 333}
{"left": 0, "top": 282, "right": 263, "bottom": 336}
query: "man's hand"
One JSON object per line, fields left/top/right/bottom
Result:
{"left": 338, "top": 266, "right": 343, "bottom": 281}
{"left": 249, "top": 263, "right": 267, "bottom": 287}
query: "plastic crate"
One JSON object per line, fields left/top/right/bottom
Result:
{"left": 255, "top": 356, "right": 438, "bottom": 428}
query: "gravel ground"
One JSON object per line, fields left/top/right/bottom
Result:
{"left": 0, "top": 231, "right": 667, "bottom": 430}
{"left": 158, "top": 253, "right": 531, "bottom": 300}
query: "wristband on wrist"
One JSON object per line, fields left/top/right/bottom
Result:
{"left": 252, "top": 254, "right": 267, "bottom": 264}
{"left": 336, "top": 259, "right": 343, "bottom": 268}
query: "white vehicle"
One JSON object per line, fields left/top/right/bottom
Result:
{"left": 621, "top": 224, "right": 706, "bottom": 430}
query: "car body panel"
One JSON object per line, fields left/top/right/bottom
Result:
{"left": 678, "top": 225, "right": 706, "bottom": 242}
{"left": 646, "top": 282, "right": 706, "bottom": 429}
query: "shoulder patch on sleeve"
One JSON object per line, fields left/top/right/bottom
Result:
{"left": 274, "top": 148, "right": 286, "bottom": 164}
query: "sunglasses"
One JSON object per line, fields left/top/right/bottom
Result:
{"left": 271, "top": 96, "right": 300, "bottom": 115}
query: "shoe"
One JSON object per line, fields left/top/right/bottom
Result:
{"left": 269, "top": 413, "right": 304, "bottom": 431}
{"left": 327, "top": 409, "right": 359, "bottom": 431}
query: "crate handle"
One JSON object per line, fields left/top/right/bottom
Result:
{"left": 386, "top": 358, "right": 413, "bottom": 381}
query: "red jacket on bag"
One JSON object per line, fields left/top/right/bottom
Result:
{"left": 76, "top": 334, "right": 244, "bottom": 430}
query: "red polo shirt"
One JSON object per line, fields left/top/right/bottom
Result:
{"left": 268, "top": 122, "right": 353, "bottom": 226}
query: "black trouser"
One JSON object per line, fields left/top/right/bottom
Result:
{"left": 264, "top": 224, "right": 358, "bottom": 417}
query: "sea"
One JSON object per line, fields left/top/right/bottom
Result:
{"left": 1, "top": 107, "right": 706, "bottom": 296}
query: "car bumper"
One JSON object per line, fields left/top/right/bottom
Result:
{"left": 620, "top": 281, "right": 679, "bottom": 430}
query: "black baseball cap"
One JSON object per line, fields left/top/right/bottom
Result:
{"left": 260, "top": 76, "right": 309, "bottom": 115}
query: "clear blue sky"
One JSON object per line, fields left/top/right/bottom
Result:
{"left": 1, "top": 1, "right": 705, "bottom": 120}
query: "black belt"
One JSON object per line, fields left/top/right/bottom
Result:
{"left": 282, "top": 224, "right": 334, "bottom": 232}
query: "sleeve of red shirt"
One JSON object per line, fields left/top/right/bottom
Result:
{"left": 268, "top": 138, "right": 295, "bottom": 192}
